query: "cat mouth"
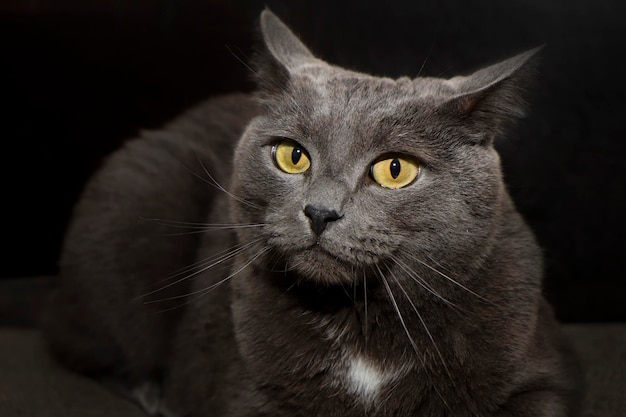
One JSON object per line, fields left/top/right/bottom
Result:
{"left": 279, "top": 241, "right": 376, "bottom": 285}
{"left": 265, "top": 231, "right": 383, "bottom": 285}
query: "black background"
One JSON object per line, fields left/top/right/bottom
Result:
{"left": 1, "top": 0, "right": 624, "bottom": 322}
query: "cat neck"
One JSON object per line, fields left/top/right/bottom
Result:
{"left": 231, "top": 259, "right": 476, "bottom": 362}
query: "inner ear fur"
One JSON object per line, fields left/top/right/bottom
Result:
{"left": 252, "top": 9, "right": 324, "bottom": 97}
{"left": 440, "top": 47, "right": 542, "bottom": 144}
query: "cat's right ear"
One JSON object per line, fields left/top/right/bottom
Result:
{"left": 438, "top": 47, "right": 542, "bottom": 144}
{"left": 252, "top": 9, "right": 323, "bottom": 95}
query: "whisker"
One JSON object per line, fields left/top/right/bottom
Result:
{"left": 416, "top": 42, "right": 435, "bottom": 78}
{"left": 224, "top": 45, "right": 308, "bottom": 118}
{"left": 144, "top": 220, "right": 266, "bottom": 237}
{"left": 415, "top": 258, "right": 491, "bottom": 303}
{"left": 161, "top": 229, "right": 250, "bottom": 237}
{"left": 388, "top": 268, "right": 451, "bottom": 378}
{"left": 170, "top": 238, "right": 262, "bottom": 279}
{"left": 375, "top": 264, "right": 425, "bottom": 367}
{"left": 177, "top": 153, "right": 261, "bottom": 210}
{"left": 151, "top": 245, "right": 270, "bottom": 310}
{"left": 376, "top": 268, "right": 453, "bottom": 413}
{"left": 390, "top": 255, "right": 459, "bottom": 310}
{"left": 140, "top": 217, "right": 266, "bottom": 230}
{"left": 136, "top": 238, "right": 263, "bottom": 301}
{"left": 363, "top": 270, "right": 368, "bottom": 344}
{"left": 190, "top": 246, "right": 271, "bottom": 299}
{"left": 341, "top": 283, "right": 354, "bottom": 303}
{"left": 266, "top": 249, "right": 286, "bottom": 273}
{"left": 401, "top": 251, "right": 492, "bottom": 304}
{"left": 194, "top": 153, "right": 262, "bottom": 209}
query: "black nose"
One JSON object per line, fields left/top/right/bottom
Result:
{"left": 304, "top": 204, "right": 342, "bottom": 236}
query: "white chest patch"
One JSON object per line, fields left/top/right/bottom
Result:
{"left": 344, "top": 355, "right": 397, "bottom": 405}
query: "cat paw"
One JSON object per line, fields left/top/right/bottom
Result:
{"left": 99, "top": 377, "right": 179, "bottom": 416}
{"left": 131, "top": 380, "right": 162, "bottom": 415}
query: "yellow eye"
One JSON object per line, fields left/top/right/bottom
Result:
{"left": 370, "top": 156, "right": 420, "bottom": 189}
{"left": 272, "top": 140, "right": 311, "bottom": 174}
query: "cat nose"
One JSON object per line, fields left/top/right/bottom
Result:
{"left": 303, "top": 204, "right": 342, "bottom": 236}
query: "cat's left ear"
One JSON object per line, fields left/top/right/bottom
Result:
{"left": 440, "top": 47, "right": 542, "bottom": 144}
{"left": 253, "top": 9, "right": 325, "bottom": 95}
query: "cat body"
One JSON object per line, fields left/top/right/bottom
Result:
{"left": 43, "top": 10, "right": 581, "bottom": 417}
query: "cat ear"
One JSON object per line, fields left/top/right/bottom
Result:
{"left": 440, "top": 47, "right": 542, "bottom": 144}
{"left": 253, "top": 9, "right": 323, "bottom": 95}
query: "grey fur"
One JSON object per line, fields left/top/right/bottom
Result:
{"left": 43, "top": 9, "right": 582, "bottom": 417}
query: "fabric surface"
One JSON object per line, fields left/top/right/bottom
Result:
{"left": 0, "top": 328, "right": 144, "bottom": 417}
{"left": 0, "top": 325, "right": 624, "bottom": 416}
{"left": 564, "top": 324, "right": 626, "bottom": 417}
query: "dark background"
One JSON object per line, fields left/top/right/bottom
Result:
{"left": 1, "top": 0, "right": 624, "bottom": 323}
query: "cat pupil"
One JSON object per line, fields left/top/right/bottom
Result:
{"left": 390, "top": 158, "right": 401, "bottom": 179}
{"left": 291, "top": 148, "right": 302, "bottom": 165}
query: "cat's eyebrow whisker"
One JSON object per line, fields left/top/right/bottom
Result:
{"left": 375, "top": 264, "right": 426, "bottom": 368}
{"left": 225, "top": 44, "right": 283, "bottom": 93}
{"left": 136, "top": 238, "right": 263, "bottom": 301}
{"left": 224, "top": 45, "right": 307, "bottom": 118}
{"left": 388, "top": 268, "right": 451, "bottom": 379}
{"left": 178, "top": 153, "right": 261, "bottom": 210}
{"left": 416, "top": 42, "right": 435, "bottom": 78}
{"left": 193, "top": 152, "right": 262, "bottom": 210}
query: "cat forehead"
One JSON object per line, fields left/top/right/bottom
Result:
{"left": 268, "top": 67, "right": 454, "bottom": 142}
{"left": 262, "top": 70, "right": 458, "bottom": 139}
{"left": 290, "top": 65, "right": 453, "bottom": 105}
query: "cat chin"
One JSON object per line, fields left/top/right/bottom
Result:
{"left": 286, "top": 246, "right": 363, "bottom": 286}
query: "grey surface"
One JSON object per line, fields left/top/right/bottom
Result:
{"left": 0, "top": 328, "right": 144, "bottom": 417}
{"left": 563, "top": 324, "right": 626, "bottom": 417}
{"left": 0, "top": 325, "right": 624, "bottom": 416}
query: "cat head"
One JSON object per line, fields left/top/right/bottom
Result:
{"left": 231, "top": 9, "right": 539, "bottom": 286}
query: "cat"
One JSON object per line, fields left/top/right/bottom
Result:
{"left": 42, "top": 8, "right": 582, "bottom": 417}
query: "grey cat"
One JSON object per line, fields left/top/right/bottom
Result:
{"left": 42, "top": 9, "right": 582, "bottom": 417}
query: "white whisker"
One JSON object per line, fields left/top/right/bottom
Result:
{"left": 136, "top": 238, "right": 263, "bottom": 301}
{"left": 390, "top": 255, "right": 459, "bottom": 310}
{"left": 177, "top": 153, "right": 261, "bottom": 210}
{"left": 194, "top": 153, "right": 262, "bottom": 210}
{"left": 193, "top": 246, "right": 271, "bottom": 298}
{"left": 402, "top": 251, "right": 492, "bottom": 304}
{"left": 170, "top": 238, "right": 262, "bottom": 279}
{"left": 363, "top": 270, "right": 368, "bottom": 344}
{"left": 375, "top": 264, "right": 425, "bottom": 367}
{"left": 149, "top": 221, "right": 266, "bottom": 237}
{"left": 140, "top": 217, "right": 266, "bottom": 230}
{"left": 224, "top": 45, "right": 308, "bottom": 118}
{"left": 151, "top": 245, "right": 270, "bottom": 311}
{"left": 415, "top": 257, "right": 491, "bottom": 303}
{"left": 388, "top": 268, "right": 451, "bottom": 378}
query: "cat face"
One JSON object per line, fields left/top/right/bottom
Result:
{"left": 232, "top": 71, "right": 500, "bottom": 285}
{"left": 230, "top": 10, "right": 538, "bottom": 286}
